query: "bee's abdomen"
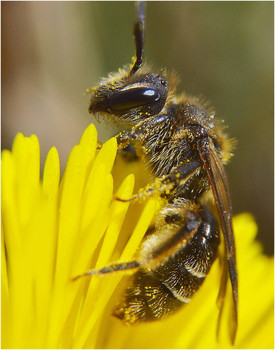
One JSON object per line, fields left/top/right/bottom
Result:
{"left": 113, "top": 207, "right": 220, "bottom": 323}
{"left": 113, "top": 269, "right": 183, "bottom": 323}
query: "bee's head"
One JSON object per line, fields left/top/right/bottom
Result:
{"left": 88, "top": 2, "right": 170, "bottom": 126}
{"left": 89, "top": 69, "right": 169, "bottom": 126}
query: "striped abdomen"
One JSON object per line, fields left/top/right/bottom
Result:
{"left": 114, "top": 207, "right": 220, "bottom": 323}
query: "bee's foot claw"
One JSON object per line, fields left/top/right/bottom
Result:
{"left": 115, "top": 195, "right": 137, "bottom": 202}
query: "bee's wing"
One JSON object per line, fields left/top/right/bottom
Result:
{"left": 198, "top": 138, "right": 238, "bottom": 344}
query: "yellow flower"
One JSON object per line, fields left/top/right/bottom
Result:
{"left": 2, "top": 124, "right": 274, "bottom": 349}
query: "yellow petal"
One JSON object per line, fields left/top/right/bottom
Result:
{"left": 2, "top": 127, "right": 273, "bottom": 349}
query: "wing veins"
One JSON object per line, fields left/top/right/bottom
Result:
{"left": 198, "top": 138, "right": 238, "bottom": 344}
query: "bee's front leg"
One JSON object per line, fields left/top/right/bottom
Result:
{"left": 95, "top": 130, "right": 137, "bottom": 151}
{"left": 116, "top": 130, "right": 137, "bottom": 149}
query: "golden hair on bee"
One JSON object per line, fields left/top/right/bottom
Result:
{"left": 74, "top": 1, "right": 238, "bottom": 345}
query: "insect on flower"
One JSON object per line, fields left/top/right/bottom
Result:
{"left": 75, "top": 1, "right": 238, "bottom": 344}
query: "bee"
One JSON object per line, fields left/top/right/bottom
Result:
{"left": 75, "top": 1, "right": 238, "bottom": 344}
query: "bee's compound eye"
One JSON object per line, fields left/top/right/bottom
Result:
{"left": 108, "top": 87, "right": 160, "bottom": 111}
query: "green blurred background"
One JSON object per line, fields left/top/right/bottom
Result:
{"left": 2, "top": 2, "right": 273, "bottom": 254}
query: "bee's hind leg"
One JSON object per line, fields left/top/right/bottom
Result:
{"left": 72, "top": 260, "right": 140, "bottom": 281}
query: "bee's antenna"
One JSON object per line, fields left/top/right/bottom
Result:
{"left": 130, "top": 1, "right": 146, "bottom": 76}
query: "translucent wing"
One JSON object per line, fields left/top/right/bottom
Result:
{"left": 198, "top": 138, "right": 238, "bottom": 344}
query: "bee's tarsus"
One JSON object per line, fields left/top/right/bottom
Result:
{"left": 115, "top": 195, "right": 138, "bottom": 202}
{"left": 96, "top": 141, "right": 102, "bottom": 150}
{"left": 73, "top": 261, "right": 140, "bottom": 282}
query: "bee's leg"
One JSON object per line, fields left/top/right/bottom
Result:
{"left": 120, "top": 144, "right": 140, "bottom": 162}
{"left": 95, "top": 129, "right": 137, "bottom": 151}
{"left": 116, "top": 160, "right": 201, "bottom": 202}
{"left": 114, "top": 203, "right": 220, "bottom": 324}
{"left": 72, "top": 199, "right": 200, "bottom": 284}
{"left": 72, "top": 260, "right": 140, "bottom": 281}
{"left": 116, "top": 130, "right": 137, "bottom": 149}
{"left": 96, "top": 141, "right": 102, "bottom": 150}
{"left": 95, "top": 129, "right": 133, "bottom": 151}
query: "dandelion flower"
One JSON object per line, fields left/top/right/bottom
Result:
{"left": 2, "top": 124, "right": 274, "bottom": 349}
